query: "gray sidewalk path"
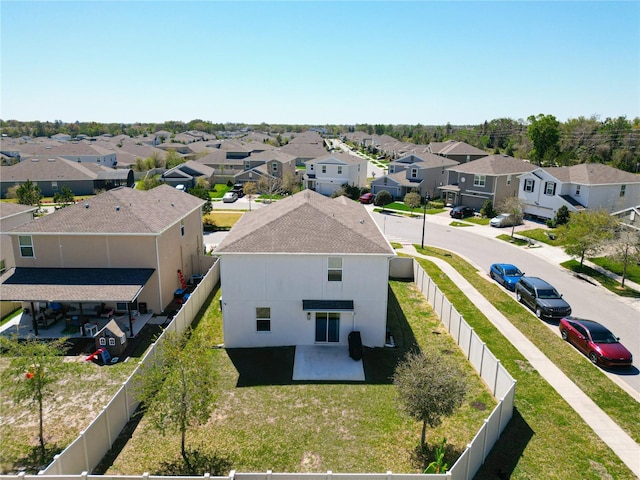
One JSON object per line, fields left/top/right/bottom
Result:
{"left": 398, "top": 244, "right": 640, "bottom": 478}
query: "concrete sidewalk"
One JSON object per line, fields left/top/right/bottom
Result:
{"left": 398, "top": 244, "right": 640, "bottom": 477}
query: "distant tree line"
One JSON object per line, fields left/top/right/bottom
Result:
{"left": 352, "top": 115, "right": 640, "bottom": 173}
{"left": 2, "top": 115, "right": 639, "bottom": 172}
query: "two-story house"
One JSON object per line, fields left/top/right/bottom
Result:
{"left": 234, "top": 151, "right": 298, "bottom": 184}
{"left": 161, "top": 160, "right": 216, "bottom": 189}
{"left": 214, "top": 189, "right": 395, "bottom": 349}
{"left": 0, "top": 185, "right": 210, "bottom": 333}
{"left": 428, "top": 140, "right": 489, "bottom": 164}
{"left": 441, "top": 154, "right": 538, "bottom": 209}
{"left": 518, "top": 163, "right": 640, "bottom": 220}
{"left": 304, "top": 153, "right": 368, "bottom": 196}
{"left": 370, "top": 153, "right": 458, "bottom": 200}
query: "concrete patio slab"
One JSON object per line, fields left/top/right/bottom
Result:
{"left": 292, "top": 345, "right": 365, "bottom": 381}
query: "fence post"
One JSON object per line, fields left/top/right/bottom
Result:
{"left": 493, "top": 360, "right": 501, "bottom": 396}
{"left": 81, "top": 430, "right": 90, "bottom": 472}
{"left": 468, "top": 327, "right": 474, "bottom": 358}
{"left": 479, "top": 343, "right": 486, "bottom": 377}
{"left": 457, "top": 315, "right": 463, "bottom": 343}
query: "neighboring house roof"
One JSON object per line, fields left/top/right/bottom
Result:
{"left": 392, "top": 153, "right": 459, "bottom": 168}
{"left": 17, "top": 141, "right": 116, "bottom": 158}
{"left": 168, "top": 160, "right": 215, "bottom": 178}
{"left": 279, "top": 141, "right": 329, "bottom": 159}
{"left": 0, "top": 202, "right": 38, "bottom": 220}
{"left": 0, "top": 156, "right": 118, "bottom": 181}
{"left": 374, "top": 171, "right": 421, "bottom": 188}
{"left": 429, "top": 140, "right": 488, "bottom": 157}
{"left": 248, "top": 150, "right": 297, "bottom": 164}
{"left": 0, "top": 267, "right": 155, "bottom": 302}
{"left": 215, "top": 189, "right": 394, "bottom": 255}
{"left": 541, "top": 163, "right": 640, "bottom": 185}
{"left": 10, "top": 184, "right": 204, "bottom": 235}
{"left": 308, "top": 152, "right": 367, "bottom": 165}
{"left": 447, "top": 155, "right": 537, "bottom": 175}
{"left": 98, "top": 319, "right": 127, "bottom": 339}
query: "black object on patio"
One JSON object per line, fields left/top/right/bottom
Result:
{"left": 348, "top": 331, "right": 363, "bottom": 361}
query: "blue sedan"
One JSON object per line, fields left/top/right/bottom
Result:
{"left": 490, "top": 263, "right": 524, "bottom": 291}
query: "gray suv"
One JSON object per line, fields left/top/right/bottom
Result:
{"left": 515, "top": 276, "right": 572, "bottom": 320}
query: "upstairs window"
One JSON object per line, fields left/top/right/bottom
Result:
{"left": 272, "top": 162, "right": 278, "bottom": 173}
{"left": 328, "top": 257, "right": 342, "bottom": 282}
{"left": 256, "top": 307, "right": 271, "bottom": 332}
{"left": 473, "top": 175, "right": 486, "bottom": 187}
{"left": 322, "top": 165, "right": 327, "bottom": 174}
{"left": 18, "top": 236, "right": 34, "bottom": 258}
{"left": 506, "top": 175, "right": 512, "bottom": 186}
{"left": 310, "top": 164, "right": 314, "bottom": 171}
{"left": 524, "top": 179, "right": 535, "bottom": 193}
{"left": 337, "top": 166, "right": 342, "bottom": 174}
{"left": 620, "top": 185, "right": 626, "bottom": 197}
{"left": 180, "top": 220, "right": 185, "bottom": 237}
{"left": 544, "top": 181, "right": 556, "bottom": 196}
{"left": 411, "top": 168, "right": 418, "bottom": 179}
{"left": 575, "top": 185, "right": 581, "bottom": 196}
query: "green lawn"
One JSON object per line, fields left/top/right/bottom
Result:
{"left": 590, "top": 256, "right": 640, "bottom": 285}
{"left": 105, "top": 282, "right": 496, "bottom": 475}
{"left": 560, "top": 260, "right": 640, "bottom": 298}
{"left": 411, "top": 246, "right": 638, "bottom": 478}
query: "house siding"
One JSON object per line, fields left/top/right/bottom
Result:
{"left": 221, "top": 254, "right": 389, "bottom": 348}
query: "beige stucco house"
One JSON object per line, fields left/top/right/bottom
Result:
{"left": 0, "top": 185, "right": 209, "bottom": 333}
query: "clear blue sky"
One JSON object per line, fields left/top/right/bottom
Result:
{"left": 1, "top": 1, "right": 638, "bottom": 125}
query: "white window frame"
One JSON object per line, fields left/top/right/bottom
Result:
{"left": 473, "top": 175, "right": 486, "bottom": 187}
{"left": 256, "top": 307, "right": 271, "bottom": 332}
{"left": 272, "top": 162, "right": 278, "bottom": 173}
{"left": 18, "top": 235, "right": 34, "bottom": 258}
{"left": 524, "top": 178, "right": 535, "bottom": 193}
{"left": 620, "top": 185, "right": 626, "bottom": 197}
{"left": 544, "top": 181, "right": 556, "bottom": 196}
{"left": 506, "top": 175, "right": 512, "bottom": 186}
{"left": 337, "top": 166, "right": 342, "bottom": 174}
{"left": 328, "top": 257, "right": 342, "bottom": 282}
{"left": 411, "top": 168, "right": 418, "bottom": 179}
{"left": 321, "top": 165, "right": 327, "bottom": 174}
{"left": 575, "top": 185, "right": 581, "bottom": 196}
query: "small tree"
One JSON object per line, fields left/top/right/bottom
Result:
{"left": 558, "top": 209, "right": 617, "bottom": 267}
{"left": 393, "top": 350, "right": 467, "bottom": 448}
{"left": 17, "top": 179, "right": 42, "bottom": 207}
{"left": 53, "top": 186, "right": 75, "bottom": 208}
{"left": 404, "top": 191, "right": 421, "bottom": 216}
{"left": 243, "top": 181, "right": 257, "bottom": 211}
{"left": 374, "top": 189, "right": 393, "bottom": 212}
{"left": 499, "top": 196, "right": 525, "bottom": 239}
{"left": 258, "top": 175, "right": 282, "bottom": 202}
{"left": 136, "top": 329, "right": 217, "bottom": 470}
{"left": 608, "top": 227, "right": 640, "bottom": 288}
{"left": 480, "top": 200, "right": 497, "bottom": 219}
{"left": 0, "top": 335, "right": 69, "bottom": 465}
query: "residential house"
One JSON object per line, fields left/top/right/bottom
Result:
{"left": 612, "top": 205, "right": 640, "bottom": 232}
{"left": 234, "top": 151, "right": 298, "bottom": 184}
{"left": 214, "top": 189, "right": 395, "bottom": 349}
{"left": 280, "top": 130, "right": 329, "bottom": 166}
{"left": 441, "top": 154, "right": 537, "bottom": 209}
{"left": 518, "top": 163, "right": 640, "bottom": 220}
{"left": 161, "top": 160, "right": 215, "bottom": 189}
{"left": 0, "top": 203, "right": 38, "bottom": 318}
{"left": 17, "top": 141, "right": 118, "bottom": 167}
{"left": 304, "top": 153, "right": 368, "bottom": 196}
{"left": 0, "top": 157, "right": 134, "bottom": 198}
{"left": 0, "top": 185, "right": 209, "bottom": 330}
{"left": 370, "top": 153, "right": 458, "bottom": 200}
{"left": 428, "top": 140, "right": 488, "bottom": 164}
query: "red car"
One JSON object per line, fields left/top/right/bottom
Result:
{"left": 559, "top": 317, "right": 633, "bottom": 368}
{"left": 359, "top": 193, "right": 374, "bottom": 204}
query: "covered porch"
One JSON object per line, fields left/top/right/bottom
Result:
{"left": 0, "top": 266, "right": 155, "bottom": 339}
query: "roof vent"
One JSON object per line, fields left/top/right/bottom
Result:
{"left": 48, "top": 158, "right": 55, "bottom": 162}
{"left": 31, "top": 158, "right": 39, "bottom": 162}
{"left": 84, "top": 203, "right": 89, "bottom": 208}
{"left": 115, "top": 206, "right": 120, "bottom": 211}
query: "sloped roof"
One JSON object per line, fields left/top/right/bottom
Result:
{"left": 430, "top": 140, "right": 488, "bottom": 156}
{"left": 392, "top": 152, "right": 459, "bottom": 168}
{"left": 308, "top": 152, "right": 367, "bottom": 165}
{"left": 0, "top": 156, "right": 117, "bottom": 181}
{"left": 215, "top": 189, "right": 394, "bottom": 255}
{"left": 0, "top": 202, "right": 38, "bottom": 220}
{"left": 9, "top": 184, "right": 204, "bottom": 235}
{"left": 543, "top": 163, "right": 640, "bottom": 185}
{"left": 448, "top": 155, "right": 537, "bottom": 175}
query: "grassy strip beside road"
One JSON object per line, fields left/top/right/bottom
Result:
{"left": 410, "top": 250, "right": 637, "bottom": 479}
{"left": 561, "top": 260, "right": 640, "bottom": 298}
{"left": 107, "top": 283, "right": 495, "bottom": 475}
{"left": 413, "top": 246, "right": 640, "bottom": 443}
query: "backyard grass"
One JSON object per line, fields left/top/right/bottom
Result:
{"left": 203, "top": 211, "right": 244, "bottom": 229}
{"left": 105, "top": 282, "right": 496, "bottom": 475}
{"left": 0, "top": 338, "right": 143, "bottom": 474}
{"left": 412, "top": 246, "right": 639, "bottom": 478}
{"left": 560, "top": 259, "right": 640, "bottom": 298}
{"left": 0, "top": 308, "right": 22, "bottom": 327}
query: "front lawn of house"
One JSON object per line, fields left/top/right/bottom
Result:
{"left": 104, "top": 281, "right": 496, "bottom": 475}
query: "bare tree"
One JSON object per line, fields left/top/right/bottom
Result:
{"left": 499, "top": 196, "right": 525, "bottom": 239}
{"left": 608, "top": 227, "right": 640, "bottom": 288}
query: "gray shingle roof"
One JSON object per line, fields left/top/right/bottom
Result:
{"left": 0, "top": 202, "right": 38, "bottom": 220}
{"left": 10, "top": 184, "right": 204, "bottom": 235}
{"left": 0, "top": 267, "right": 154, "bottom": 302}
{"left": 215, "top": 189, "right": 394, "bottom": 255}
{"left": 0, "top": 156, "right": 115, "bottom": 181}
{"left": 543, "top": 163, "right": 640, "bottom": 185}
{"left": 448, "top": 155, "right": 537, "bottom": 175}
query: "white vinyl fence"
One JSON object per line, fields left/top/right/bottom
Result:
{"left": 0, "top": 256, "right": 516, "bottom": 480}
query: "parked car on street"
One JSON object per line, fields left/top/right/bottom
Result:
{"left": 490, "top": 213, "right": 519, "bottom": 228}
{"left": 559, "top": 317, "right": 633, "bottom": 367}
{"left": 222, "top": 192, "right": 238, "bottom": 203}
{"left": 359, "top": 192, "right": 374, "bottom": 204}
{"left": 490, "top": 263, "right": 524, "bottom": 291}
{"left": 515, "top": 276, "right": 572, "bottom": 320}
{"left": 449, "top": 206, "right": 474, "bottom": 219}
